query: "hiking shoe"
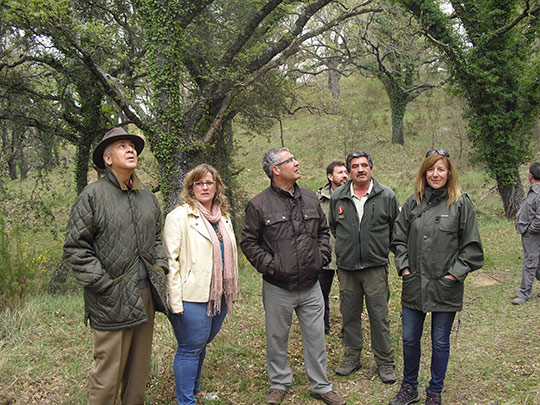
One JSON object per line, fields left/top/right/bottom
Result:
{"left": 389, "top": 382, "right": 420, "bottom": 405}
{"left": 310, "top": 390, "right": 347, "bottom": 405}
{"left": 425, "top": 390, "right": 441, "bottom": 405}
{"left": 512, "top": 297, "right": 527, "bottom": 305}
{"left": 266, "top": 388, "right": 286, "bottom": 404}
{"left": 194, "top": 392, "right": 218, "bottom": 403}
{"left": 378, "top": 364, "right": 397, "bottom": 384}
{"left": 335, "top": 358, "right": 362, "bottom": 376}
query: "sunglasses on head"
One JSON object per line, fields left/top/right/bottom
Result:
{"left": 425, "top": 149, "right": 450, "bottom": 158}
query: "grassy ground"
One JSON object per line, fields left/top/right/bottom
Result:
{"left": 1, "top": 75, "right": 540, "bottom": 404}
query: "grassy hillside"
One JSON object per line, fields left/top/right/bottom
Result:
{"left": 1, "top": 75, "right": 539, "bottom": 404}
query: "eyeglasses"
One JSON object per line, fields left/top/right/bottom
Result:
{"left": 275, "top": 156, "right": 297, "bottom": 167}
{"left": 193, "top": 180, "right": 215, "bottom": 188}
{"left": 426, "top": 149, "right": 450, "bottom": 158}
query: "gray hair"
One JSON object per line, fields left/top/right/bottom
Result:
{"left": 262, "top": 147, "right": 289, "bottom": 179}
{"left": 103, "top": 144, "right": 113, "bottom": 166}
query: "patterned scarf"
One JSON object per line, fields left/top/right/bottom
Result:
{"left": 196, "top": 201, "right": 237, "bottom": 316}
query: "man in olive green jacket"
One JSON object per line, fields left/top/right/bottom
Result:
{"left": 329, "top": 150, "right": 399, "bottom": 384}
{"left": 317, "top": 161, "right": 348, "bottom": 334}
{"left": 64, "top": 127, "right": 168, "bottom": 404}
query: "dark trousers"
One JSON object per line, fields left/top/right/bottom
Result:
{"left": 318, "top": 269, "right": 335, "bottom": 333}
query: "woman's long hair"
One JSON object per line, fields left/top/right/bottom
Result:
{"left": 414, "top": 153, "right": 461, "bottom": 206}
{"left": 178, "top": 163, "right": 230, "bottom": 216}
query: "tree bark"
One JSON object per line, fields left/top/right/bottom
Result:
{"left": 327, "top": 67, "right": 341, "bottom": 114}
{"left": 391, "top": 108, "right": 405, "bottom": 145}
{"left": 16, "top": 129, "right": 28, "bottom": 179}
{"left": 497, "top": 168, "right": 524, "bottom": 218}
{"left": 75, "top": 138, "right": 92, "bottom": 194}
{"left": 7, "top": 157, "right": 17, "bottom": 180}
{"left": 382, "top": 79, "right": 409, "bottom": 145}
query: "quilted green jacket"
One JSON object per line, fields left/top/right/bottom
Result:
{"left": 64, "top": 169, "right": 168, "bottom": 330}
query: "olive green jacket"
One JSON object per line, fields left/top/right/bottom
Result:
{"left": 64, "top": 168, "right": 169, "bottom": 330}
{"left": 392, "top": 187, "right": 484, "bottom": 312}
{"left": 317, "top": 183, "right": 337, "bottom": 270}
{"left": 329, "top": 178, "right": 399, "bottom": 271}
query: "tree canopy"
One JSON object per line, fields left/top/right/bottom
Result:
{"left": 397, "top": 0, "right": 540, "bottom": 217}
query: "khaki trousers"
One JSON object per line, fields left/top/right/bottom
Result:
{"left": 88, "top": 287, "right": 155, "bottom": 405}
{"left": 338, "top": 266, "right": 394, "bottom": 365}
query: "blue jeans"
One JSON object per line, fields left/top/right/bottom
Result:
{"left": 401, "top": 306, "right": 455, "bottom": 393}
{"left": 168, "top": 298, "right": 228, "bottom": 405}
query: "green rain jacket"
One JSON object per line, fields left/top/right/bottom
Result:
{"left": 329, "top": 178, "right": 399, "bottom": 271}
{"left": 392, "top": 187, "right": 484, "bottom": 312}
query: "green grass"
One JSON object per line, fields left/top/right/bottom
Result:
{"left": 2, "top": 74, "right": 540, "bottom": 403}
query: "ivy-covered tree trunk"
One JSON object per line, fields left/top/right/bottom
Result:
{"left": 390, "top": 99, "right": 406, "bottom": 145}
{"left": 73, "top": 81, "right": 108, "bottom": 194}
{"left": 497, "top": 169, "right": 524, "bottom": 219}
{"left": 327, "top": 66, "right": 342, "bottom": 114}
{"left": 382, "top": 78, "right": 411, "bottom": 145}
{"left": 74, "top": 139, "right": 92, "bottom": 194}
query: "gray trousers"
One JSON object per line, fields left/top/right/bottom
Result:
{"left": 262, "top": 280, "right": 332, "bottom": 394}
{"left": 517, "top": 233, "right": 540, "bottom": 300}
{"left": 338, "top": 265, "right": 394, "bottom": 366}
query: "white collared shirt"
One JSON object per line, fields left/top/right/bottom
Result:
{"left": 350, "top": 180, "right": 373, "bottom": 225}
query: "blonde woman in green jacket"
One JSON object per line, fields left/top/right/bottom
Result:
{"left": 389, "top": 150, "right": 483, "bottom": 405}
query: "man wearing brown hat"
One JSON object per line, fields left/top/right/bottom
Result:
{"left": 64, "top": 127, "right": 169, "bottom": 404}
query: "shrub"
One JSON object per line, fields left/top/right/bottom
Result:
{"left": 0, "top": 217, "right": 39, "bottom": 311}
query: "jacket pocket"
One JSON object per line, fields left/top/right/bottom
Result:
{"left": 301, "top": 208, "right": 321, "bottom": 236}
{"left": 401, "top": 272, "right": 420, "bottom": 306}
{"left": 263, "top": 212, "right": 290, "bottom": 240}
{"left": 433, "top": 277, "right": 463, "bottom": 306}
{"left": 111, "top": 274, "right": 125, "bottom": 286}
{"left": 88, "top": 276, "right": 128, "bottom": 326}
{"left": 435, "top": 215, "right": 458, "bottom": 247}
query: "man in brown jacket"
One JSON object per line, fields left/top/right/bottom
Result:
{"left": 241, "top": 147, "right": 346, "bottom": 405}
{"left": 64, "top": 127, "right": 168, "bottom": 404}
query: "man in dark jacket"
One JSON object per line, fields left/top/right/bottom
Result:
{"left": 328, "top": 150, "right": 398, "bottom": 384}
{"left": 64, "top": 127, "right": 168, "bottom": 404}
{"left": 241, "top": 147, "right": 346, "bottom": 405}
{"left": 513, "top": 162, "right": 540, "bottom": 305}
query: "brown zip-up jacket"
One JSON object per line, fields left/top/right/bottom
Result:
{"left": 240, "top": 182, "right": 331, "bottom": 291}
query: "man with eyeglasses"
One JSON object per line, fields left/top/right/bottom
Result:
{"left": 241, "top": 147, "right": 346, "bottom": 405}
{"left": 328, "top": 150, "right": 399, "bottom": 384}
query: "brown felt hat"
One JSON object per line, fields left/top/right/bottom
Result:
{"left": 92, "top": 127, "right": 145, "bottom": 169}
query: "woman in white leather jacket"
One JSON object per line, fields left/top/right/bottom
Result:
{"left": 163, "top": 164, "right": 238, "bottom": 405}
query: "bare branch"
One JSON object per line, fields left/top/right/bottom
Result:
{"left": 203, "top": 2, "right": 380, "bottom": 143}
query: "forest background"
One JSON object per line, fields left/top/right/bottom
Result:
{"left": 1, "top": 0, "right": 540, "bottom": 404}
